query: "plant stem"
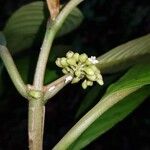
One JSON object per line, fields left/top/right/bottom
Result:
{"left": 28, "top": 91, "right": 45, "bottom": 150}
{"left": 33, "top": 0, "right": 84, "bottom": 90}
{"left": 44, "top": 74, "right": 73, "bottom": 103}
{"left": 52, "top": 87, "right": 139, "bottom": 150}
{"left": 0, "top": 45, "right": 27, "bottom": 98}
{"left": 31, "top": 0, "right": 84, "bottom": 149}
{"left": 33, "top": 25, "right": 56, "bottom": 90}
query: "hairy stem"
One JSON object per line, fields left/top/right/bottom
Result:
{"left": 28, "top": 91, "right": 45, "bottom": 150}
{"left": 0, "top": 45, "right": 27, "bottom": 98}
{"left": 33, "top": 0, "right": 84, "bottom": 90}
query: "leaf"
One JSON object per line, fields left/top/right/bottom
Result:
{"left": 75, "top": 75, "right": 120, "bottom": 119}
{"left": 53, "top": 63, "right": 150, "bottom": 150}
{"left": 56, "top": 6, "right": 83, "bottom": 37}
{"left": 75, "top": 85, "right": 102, "bottom": 119}
{"left": 69, "top": 86, "right": 150, "bottom": 149}
{"left": 97, "top": 34, "right": 150, "bottom": 73}
{"left": 3, "top": 1, "right": 83, "bottom": 53}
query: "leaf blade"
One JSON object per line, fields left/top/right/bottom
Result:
{"left": 53, "top": 63, "right": 150, "bottom": 150}
{"left": 97, "top": 34, "right": 150, "bottom": 73}
{"left": 3, "top": 1, "right": 83, "bottom": 53}
{"left": 70, "top": 86, "right": 150, "bottom": 149}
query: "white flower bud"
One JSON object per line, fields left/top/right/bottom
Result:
{"left": 97, "top": 79, "right": 104, "bottom": 85}
{"left": 88, "top": 56, "right": 99, "bottom": 64}
{"left": 73, "top": 53, "right": 79, "bottom": 61}
{"left": 71, "top": 77, "right": 80, "bottom": 83}
{"left": 82, "top": 80, "right": 87, "bottom": 89}
{"left": 62, "top": 69, "right": 68, "bottom": 74}
{"left": 66, "top": 51, "right": 74, "bottom": 58}
{"left": 60, "top": 57, "right": 68, "bottom": 67}
{"left": 55, "top": 58, "right": 62, "bottom": 67}
{"left": 87, "top": 80, "right": 93, "bottom": 86}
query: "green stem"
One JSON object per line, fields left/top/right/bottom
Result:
{"left": 33, "top": 0, "right": 84, "bottom": 90}
{"left": 0, "top": 45, "right": 27, "bottom": 98}
{"left": 44, "top": 74, "right": 73, "bottom": 103}
{"left": 52, "top": 88, "right": 139, "bottom": 150}
{"left": 31, "top": 0, "right": 84, "bottom": 149}
{"left": 33, "top": 25, "right": 56, "bottom": 90}
{"left": 28, "top": 90, "right": 45, "bottom": 150}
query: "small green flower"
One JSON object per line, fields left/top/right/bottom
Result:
{"left": 75, "top": 70, "right": 82, "bottom": 77}
{"left": 73, "top": 53, "right": 79, "bottom": 61}
{"left": 60, "top": 57, "right": 68, "bottom": 67}
{"left": 67, "top": 58, "right": 76, "bottom": 66}
{"left": 55, "top": 51, "right": 104, "bottom": 89}
{"left": 79, "top": 53, "right": 88, "bottom": 63}
{"left": 84, "top": 67, "right": 95, "bottom": 75}
{"left": 86, "top": 74, "right": 96, "bottom": 81}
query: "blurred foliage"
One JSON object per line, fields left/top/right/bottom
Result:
{"left": 0, "top": 0, "right": 150, "bottom": 150}
{"left": 3, "top": 1, "right": 83, "bottom": 53}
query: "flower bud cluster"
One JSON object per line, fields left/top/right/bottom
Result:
{"left": 55, "top": 51, "right": 104, "bottom": 89}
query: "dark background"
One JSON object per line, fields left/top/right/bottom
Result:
{"left": 0, "top": 0, "right": 150, "bottom": 150}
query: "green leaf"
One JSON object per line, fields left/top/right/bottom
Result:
{"left": 3, "top": 1, "right": 83, "bottom": 53}
{"left": 75, "top": 75, "right": 120, "bottom": 119}
{"left": 53, "top": 63, "right": 150, "bottom": 150}
{"left": 69, "top": 63, "right": 150, "bottom": 149}
{"left": 75, "top": 85, "right": 102, "bottom": 119}
{"left": 69, "top": 86, "right": 150, "bottom": 149}
{"left": 56, "top": 7, "right": 83, "bottom": 37}
{"left": 97, "top": 34, "right": 150, "bottom": 73}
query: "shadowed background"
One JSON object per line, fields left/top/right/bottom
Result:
{"left": 0, "top": 0, "right": 150, "bottom": 150}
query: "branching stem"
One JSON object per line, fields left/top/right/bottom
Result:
{"left": 33, "top": 0, "right": 84, "bottom": 90}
